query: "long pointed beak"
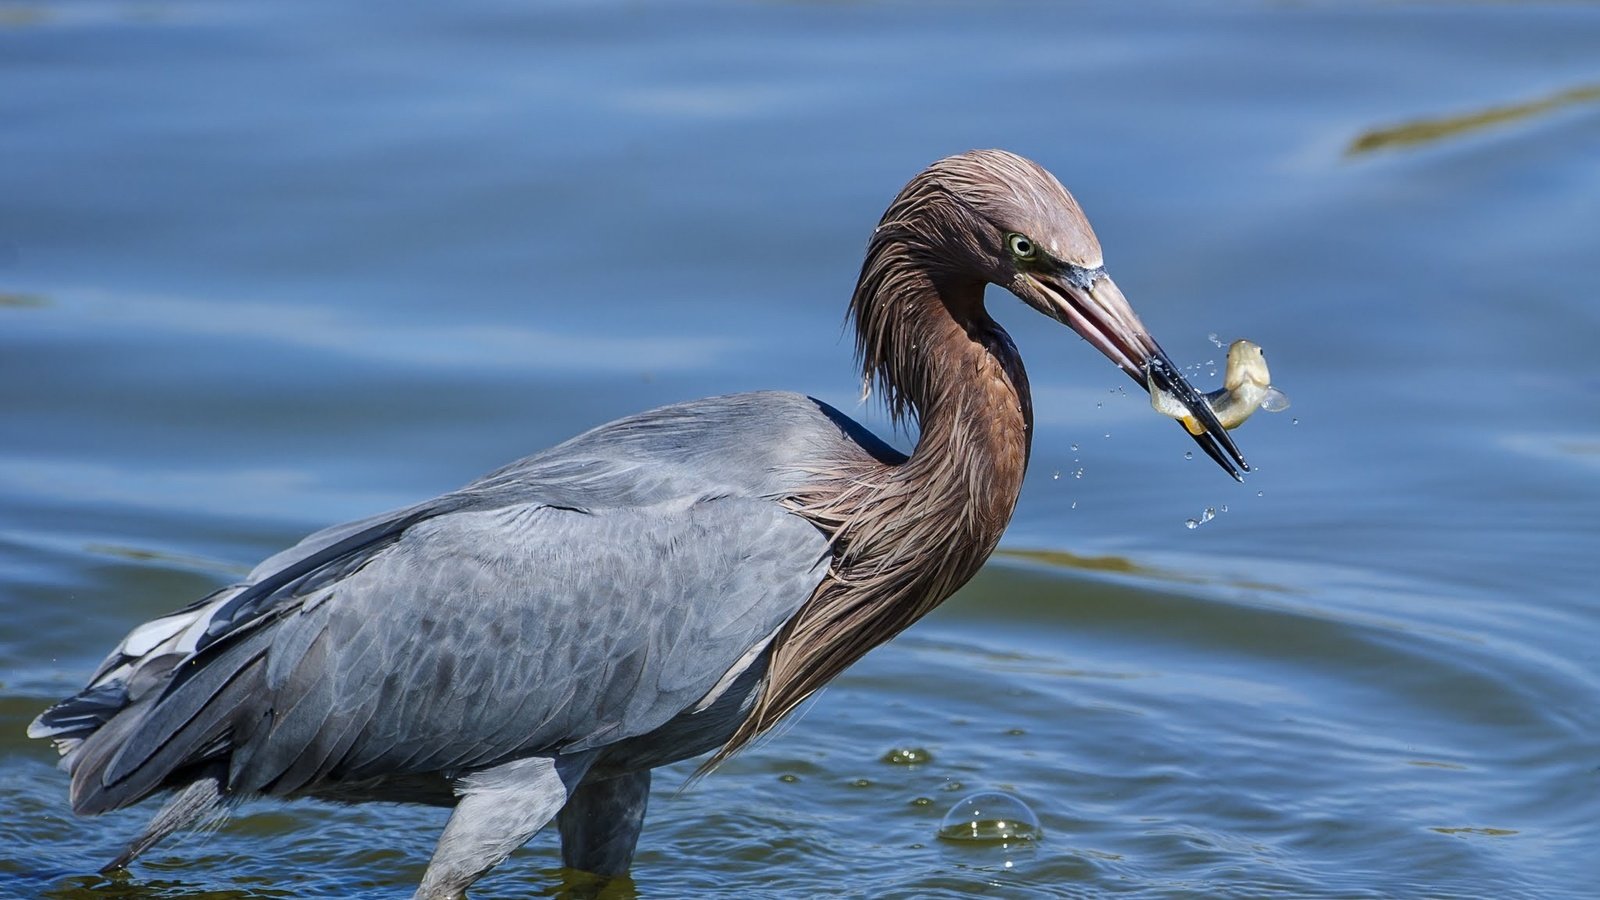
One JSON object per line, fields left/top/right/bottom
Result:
{"left": 1022, "top": 267, "right": 1250, "bottom": 481}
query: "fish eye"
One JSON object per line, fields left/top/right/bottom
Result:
{"left": 1006, "top": 233, "right": 1037, "bottom": 260}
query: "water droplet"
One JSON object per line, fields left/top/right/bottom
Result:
{"left": 1184, "top": 451, "right": 1193, "bottom": 460}
{"left": 1220, "top": 504, "right": 1229, "bottom": 513}
{"left": 1095, "top": 401, "right": 1103, "bottom": 409}
{"left": 1070, "top": 500, "right": 1077, "bottom": 509}
{"left": 1208, "top": 332, "right": 1224, "bottom": 348}
{"left": 1073, "top": 467, "right": 1084, "bottom": 479}
{"left": 1104, "top": 432, "right": 1111, "bottom": 439}
{"left": 1184, "top": 518, "right": 1199, "bottom": 530}
{"left": 937, "top": 792, "right": 1043, "bottom": 844}
{"left": 1292, "top": 417, "right": 1299, "bottom": 426}
{"left": 1257, "top": 490, "right": 1264, "bottom": 497}
{"left": 1185, "top": 507, "right": 1217, "bottom": 529}
{"left": 1051, "top": 470, "right": 1060, "bottom": 480}
{"left": 881, "top": 747, "right": 933, "bottom": 766}
{"left": 1070, "top": 443, "right": 1079, "bottom": 452}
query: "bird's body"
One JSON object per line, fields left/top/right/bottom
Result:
{"left": 31, "top": 150, "right": 1246, "bottom": 898}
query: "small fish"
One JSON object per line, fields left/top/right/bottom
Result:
{"left": 1150, "top": 339, "right": 1290, "bottom": 435}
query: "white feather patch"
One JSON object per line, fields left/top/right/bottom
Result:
{"left": 122, "top": 613, "right": 199, "bottom": 657}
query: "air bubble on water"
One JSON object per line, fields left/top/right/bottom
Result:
{"left": 881, "top": 747, "right": 933, "bottom": 766}
{"left": 937, "top": 792, "right": 1043, "bottom": 844}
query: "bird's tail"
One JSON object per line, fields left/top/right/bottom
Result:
{"left": 63, "top": 627, "right": 270, "bottom": 818}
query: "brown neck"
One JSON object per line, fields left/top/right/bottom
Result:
{"left": 876, "top": 266, "right": 1033, "bottom": 571}
{"left": 704, "top": 243, "right": 1033, "bottom": 771}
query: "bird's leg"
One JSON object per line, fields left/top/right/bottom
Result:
{"left": 556, "top": 769, "right": 651, "bottom": 876}
{"left": 413, "top": 753, "right": 596, "bottom": 900}
{"left": 102, "top": 766, "right": 226, "bottom": 872}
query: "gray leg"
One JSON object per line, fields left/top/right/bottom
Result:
{"left": 557, "top": 769, "right": 651, "bottom": 876}
{"left": 414, "top": 754, "right": 595, "bottom": 900}
{"left": 103, "top": 770, "right": 225, "bottom": 872}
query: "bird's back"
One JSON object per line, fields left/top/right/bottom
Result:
{"left": 31, "top": 391, "right": 899, "bottom": 815}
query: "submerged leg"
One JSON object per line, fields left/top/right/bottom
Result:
{"left": 556, "top": 769, "right": 651, "bottom": 876}
{"left": 102, "top": 769, "right": 225, "bottom": 872}
{"left": 413, "top": 754, "right": 595, "bottom": 900}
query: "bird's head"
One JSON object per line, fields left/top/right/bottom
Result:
{"left": 904, "top": 149, "right": 1250, "bottom": 480}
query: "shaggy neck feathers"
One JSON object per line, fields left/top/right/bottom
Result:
{"left": 707, "top": 193, "right": 1034, "bottom": 769}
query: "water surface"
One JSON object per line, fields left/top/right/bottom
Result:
{"left": 2, "top": 1, "right": 1598, "bottom": 897}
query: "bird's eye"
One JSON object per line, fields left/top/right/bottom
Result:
{"left": 1006, "top": 233, "right": 1037, "bottom": 261}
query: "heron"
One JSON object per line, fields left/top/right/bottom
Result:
{"left": 30, "top": 149, "right": 1246, "bottom": 898}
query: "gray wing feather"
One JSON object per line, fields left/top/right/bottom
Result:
{"left": 76, "top": 629, "right": 273, "bottom": 814}
{"left": 226, "top": 495, "right": 827, "bottom": 793}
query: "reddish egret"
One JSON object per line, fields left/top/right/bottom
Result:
{"left": 31, "top": 150, "right": 1246, "bottom": 898}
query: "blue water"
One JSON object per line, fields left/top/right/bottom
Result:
{"left": 3, "top": 1, "right": 1598, "bottom": 897}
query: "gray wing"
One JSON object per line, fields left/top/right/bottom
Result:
{"left": 48, "top": 392, "right": 862, "bottom": 812}
{"left": 225, "top": 496, "right": 830, "bottom": 793}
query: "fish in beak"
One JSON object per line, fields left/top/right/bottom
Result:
{"left": 1015, "top": 264, "right": 1251, "bottom": 481}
